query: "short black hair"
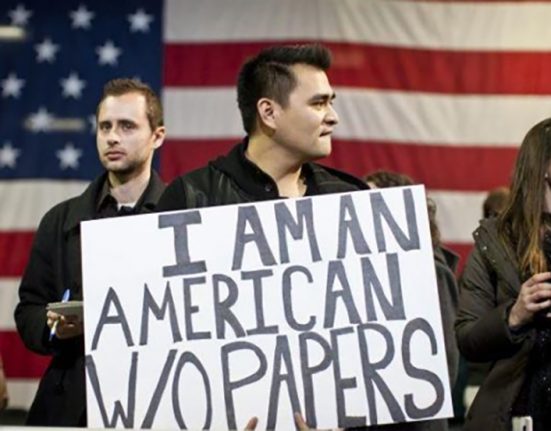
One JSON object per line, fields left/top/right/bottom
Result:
{"left": 363, "top": 170, "right": 442, "bottom": 247}
{"left": 237, "top": 44, "right": 332, "bottom": 134}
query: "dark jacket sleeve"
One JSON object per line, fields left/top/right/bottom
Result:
{"left": 14, "top": 208, "right": 61, "bottom": 355}
{"left": 434, "top": 258, "right": 459, "bottom": 386}
{"left": 455, "top": 247, "right": 524, "bottom": 363}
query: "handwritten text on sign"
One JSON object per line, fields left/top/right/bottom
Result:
{"left": 81, "top": 186, "right": 452, "bottom": 430}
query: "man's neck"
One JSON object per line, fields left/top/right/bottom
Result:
{"left": 246, "top": 135, "right": 306, "bottom": 198}
{"left": 108, "top": 169, "right": 151, "bottom": 205}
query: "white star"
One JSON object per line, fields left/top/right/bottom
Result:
{"left": 57, "top": 143, "right": 82, "bottom": 170}
{"left": 27, "top": 107, "right": 53, "bottom": 132}
{"left": 0, "top": 142, "right": 21, "bottom": 169}
{"left": 88, "top": 114, "right": 96, "bottom": 133}
{"left": 60, "top": 72, "right": 86, "bottom": 99}
{"left": 1, "top": 73, "right": 25, "bottom": 98}
{"left": 96, "top": 40, "right": 121, "bottom": 66}
{"left": 35, "top": 38, "right": 59, "bottom": 63}
{"left": 70, "top": 4, "right": 94, "bottom": 29}
{"left": 8, "top": 4, "right": 32, "bottom": 26}
{"left": 128, "top": 9, "right": 153, "bottom": 32}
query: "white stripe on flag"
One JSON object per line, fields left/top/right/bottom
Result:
{"left": 6, "top": 379, "right": 39, "bottom": 410}
{"left": 166, "top": 0, "right": 551, "bottom": 51}
{"left": 164, "top": 87, "right": 550, "bottom": 145}
{"left": 0, "top": 181, "right": 88, "bottom": 230}
{"left": 430, "top": 190, "right": 484, "bottom": 244}
{"left": 0, "top": 279, "right": 19, "bottom": 330}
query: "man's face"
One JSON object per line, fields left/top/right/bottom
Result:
{"left": 96, "top": 92, "right": 163, "bottom": 177}
{"left": 271, "top": 64, "right": 338, "bottom": 162}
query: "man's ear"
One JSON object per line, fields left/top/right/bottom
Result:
{"left": 152, "top": 126, "right": 166, "bottom": 149}
{"left": 257, "top": 98, "right": 278, "bottom": 130}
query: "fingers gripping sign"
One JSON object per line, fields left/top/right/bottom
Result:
{"left": 244, "top": 416, "right": 258, "bottom": 430}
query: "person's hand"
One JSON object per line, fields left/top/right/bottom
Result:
{"left": 509, "top": 272, "right": 551, "bottom": 328}
{"left": 244, "top": 416, "right": 258, "bottom": 430}
{"left": 293, "top": 412, "right": 343, "bottom": 431}
{"left": 243, "top": 413, "right": 342, "bottom": 430}
{"left": 47, "top": 310, "right": 83, "bottom": 339}
{"left": 295, "top": 412, "right": 310, "bottom": 430}
{"left": 244, "top": 414, "right": 312, "bottom": 430}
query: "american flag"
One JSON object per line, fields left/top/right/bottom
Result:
{"left": 1, "top": 0, "right": 550, "bottom": 410}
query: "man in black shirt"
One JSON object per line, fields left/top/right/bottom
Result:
{"left": 156, "top": 44, "right": 366, "bottom": 430}
{"left": 14, "top": 78, "right": 166, "bottom": 426}
{"left": 157, "top": 43, "right": 366, "bottom": 212}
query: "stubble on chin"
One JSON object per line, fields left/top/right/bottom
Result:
{"left": 101, "top": 159, "right": 130, "bottom": 174}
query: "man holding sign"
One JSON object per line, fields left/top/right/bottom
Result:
{"left": 14, "top": 78, "right": 166, "bottom": 426}
{"left": 153, "top": 45, "right": 452, "bottom": 430}
{"left": 157, "top": 44, "right": 367, "bottom": 210}
{"left": 157, "top": 44, "right": 369, "bottom": 428}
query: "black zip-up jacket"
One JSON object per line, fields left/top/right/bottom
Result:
{"left": 14, "top": 171, "right": 165, "bottom": 426}
{"left": 157, "top": 142, "right": 456, "bottom": 430}
{"left": 157, "top": 141, "right": 368, "bottom": 211}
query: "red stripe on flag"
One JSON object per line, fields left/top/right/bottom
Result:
{"left": 0, "top": 331, "right": 49, "bottom": 379}
{"left": 164, "top": 42, "right": 551, "bottom": 94}
{"left": 0, "top": 231, "right": 34, "bottom": 277}
{"left": 161, "top": 138, "right": 517, "bottom": 191}
{"left": 324, "top": 140, "right": 517, "bottom": 190}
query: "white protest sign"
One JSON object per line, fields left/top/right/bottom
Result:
{"left": 81, "top": 186, "right": 453, "bottom": 430}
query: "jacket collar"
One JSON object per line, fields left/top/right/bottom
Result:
{"left": 63, "top": 170, "right": 165, "bottom": 233}
{"left": 211, "top": 139, "right": 367, "bottom": 199}
{"left": 134, "top": 170, "right": 165, "bottom": 212}
{"left": 211, "top": 139, "right": 281, "bottom": 200}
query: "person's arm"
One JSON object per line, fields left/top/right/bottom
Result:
{"left": 434, "top": 257, "right": 459, "bottom": 385}
{"left": 14, "top": 209, "right": 61, "bottom": 354}
{"left": 455, "top": 247, "right": 530, "bottom": 362}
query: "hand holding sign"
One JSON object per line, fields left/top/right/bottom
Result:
{"left": 244, "top": 416, "right": 258, "bottom": 430}
{"left": 244, "top": 413, "right": 333, "bottom": 431}
{"left": 294, "top": 412, "right": 316, "bottom": 431}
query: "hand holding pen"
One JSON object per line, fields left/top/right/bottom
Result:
{"left": 47, "top": 290, "right": 83, "bottom": 341}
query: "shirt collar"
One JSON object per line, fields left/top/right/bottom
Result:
{"left": 96, "top": 170, "right": 165, "bottom": 213}
{"left": 212, "top": 139, "right": 316, "bottom": 200}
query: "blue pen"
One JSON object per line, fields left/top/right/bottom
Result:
{"left": 49, "top": 289, "right": 70, "bottom": 341}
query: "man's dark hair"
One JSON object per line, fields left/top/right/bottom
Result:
{"left": 482, "top": 186, "right": 509, "bottom": 218}
{"left": 97, "top": 78, "right": 163, "bottom": 131}
{"left": 237, "top": 44, "right": 332, "bottom": 134}
{"left": 363, "top": 170, "right": 443, "bottom": 247}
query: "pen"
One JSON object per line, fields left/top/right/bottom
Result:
{"left": 49, "top": 289, "right": 70, "bottom": 341}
